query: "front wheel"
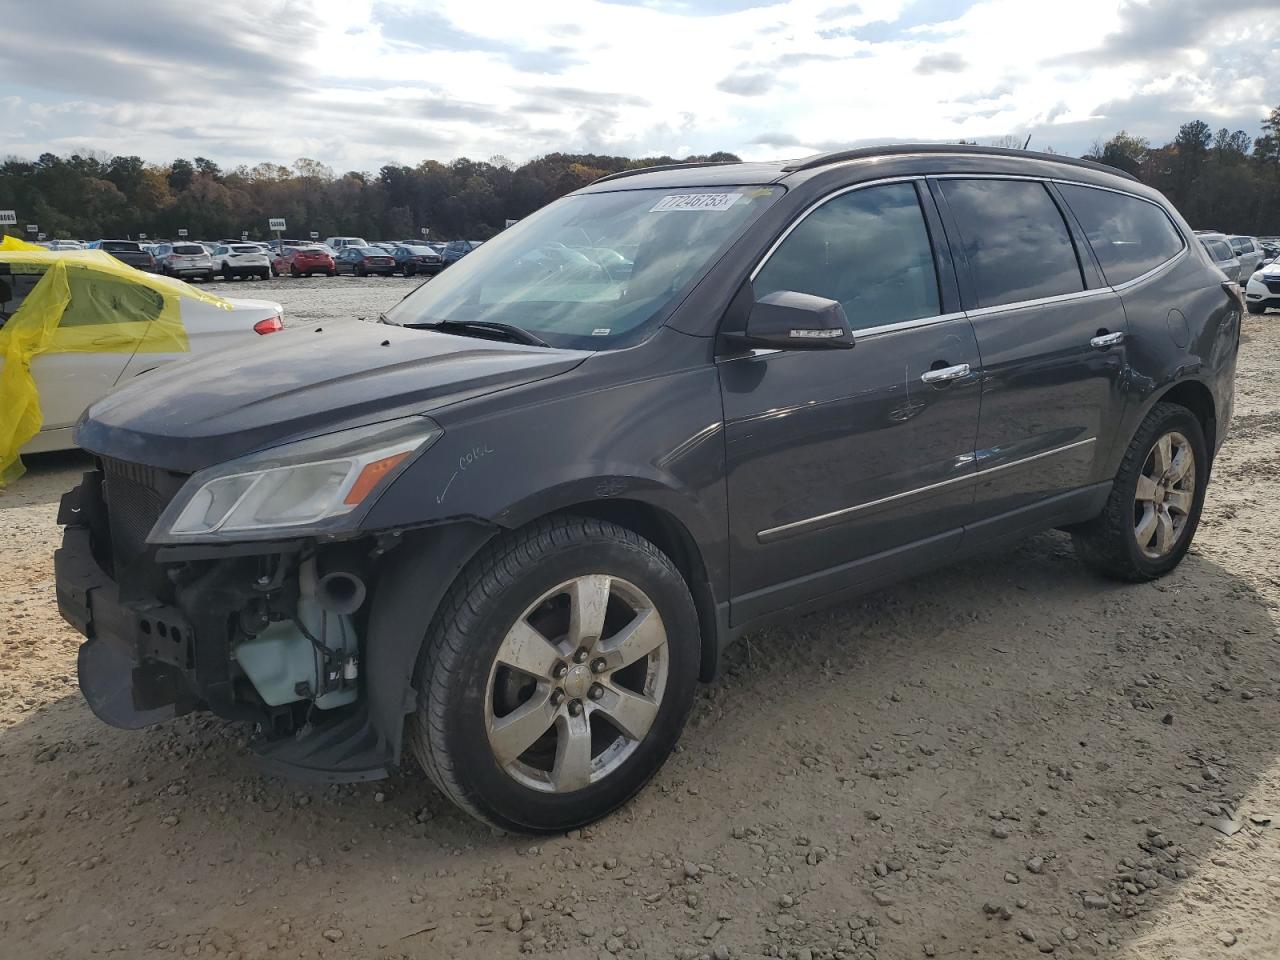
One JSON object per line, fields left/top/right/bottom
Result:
{"left": 411, "top": 517, "right": 700, "bottom": 833}
{"left": 1072, "top": 402, "right": 1209, "bottom": 582}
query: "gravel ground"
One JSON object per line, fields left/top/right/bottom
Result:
{"left": 225, "top": 273, "right": 424, "bottom": 325}
{"left": 2, "top": 279, "right": 1279, "bottom": 960}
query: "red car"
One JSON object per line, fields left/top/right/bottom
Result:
{"left": 272, "top": 245, "right": 336, "bottom": 277}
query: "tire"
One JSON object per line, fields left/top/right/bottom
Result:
{"left": 355, "top": 264, "right": 366, "bottom": 277}
{"left": 411, "top": 516, "right": 700, "bottom": 833}
{"left": 1072, "top": 402, "right": 1209, "bottom": 582}
{"left": 327, "top": 269, "right": 336, "bottom": 277}
{"left": 405, "top": 263, "right": 416, "bottom": 277}
{"left": 290, "top": 265, "right": 301, "bottom": 278}
{"left": 1247, "top": 302, "right": 1265, "bottom": 315}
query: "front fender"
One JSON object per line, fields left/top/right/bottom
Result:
{"left": 363, "top": 520, "right": 499, "bottom": 763}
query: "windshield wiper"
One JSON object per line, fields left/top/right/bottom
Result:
{"left": 402, "top": 319, "right": 550, "bottom": 348}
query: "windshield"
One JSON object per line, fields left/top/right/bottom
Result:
{"left": 385, "top": 186, "right": 782, "bottom": 349}
{"left": 102, "top": 241, "right": 141, "bottom": 252}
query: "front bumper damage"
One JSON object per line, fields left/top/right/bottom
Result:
{"left": 54, "top": 470, "right": 394, "bottom": 783}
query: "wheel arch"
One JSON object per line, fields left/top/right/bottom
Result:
{"left": 539, "top": 497, "right": 724, "bottom": 683}
{"left": 364, "top": 495, "right": 726, "bottom": 769}
{"left": 1150, "top": 377, "right": 1217, "bottom": 456}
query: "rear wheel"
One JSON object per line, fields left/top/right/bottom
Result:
{"left": 1072, "top": 402, "right": 1209, "bottom": 582}
{"left": 290, "top": 265, "right": 301, "bottom": 278}
{"left": 411, "top": 517, "right": 700, "bottom": 833}
{"left": 356, "top": 264, "right": 366, "bottom": 277}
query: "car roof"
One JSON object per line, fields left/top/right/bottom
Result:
{"left": 580, "top": 143, "right": 1142, "bottom": 195}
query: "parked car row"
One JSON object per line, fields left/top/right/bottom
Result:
{"left": 1192, "top": 230, "right": 1272, "bottom": 284}
{"left": 1192, "top": 230, "right": 1280, "bottom": 315}
{"left": 29, "top": 235, "right": 488, "bottom": 281}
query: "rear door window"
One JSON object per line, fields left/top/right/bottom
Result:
{"left": 753, "top": 181, "right": 941, "bottom": 332}
{"left": 1058, "top": 184, "right": 1185, "bottom": 286}
{"left": 939, "top": 179, "right": 1084, "bottom": 308}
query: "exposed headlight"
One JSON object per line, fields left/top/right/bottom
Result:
{"left": 150, "top": 416, "right": 442, "bottom": 542}
{"left": 1251, "top": 271, "right": 1265, "bottom": 282}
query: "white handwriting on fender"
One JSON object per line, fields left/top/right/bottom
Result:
{"left": 437, "top": 443, "right": 496, "bottom": 504}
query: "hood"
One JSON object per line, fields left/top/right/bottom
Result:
{"left": 77, "top": 318, "right": 588, "bottom": 472}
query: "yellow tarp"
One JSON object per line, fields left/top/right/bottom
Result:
{"left": 0, "top": 249, "right": 232, "bottom": 485}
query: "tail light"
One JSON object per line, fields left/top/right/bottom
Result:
{"left": 253, "top": 315, "right": 284, "bottom": 335}
{"left": 1222, "top": 280, "right": 1245, "bottom": 313}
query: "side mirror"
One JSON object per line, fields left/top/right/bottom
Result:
{"left": 726, "top": 290, "right": 855, "bottom": 350}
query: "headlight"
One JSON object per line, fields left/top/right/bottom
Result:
{"left": 1251, "top": 271, "right": 1264, "bottom": 282}
{"left": 150, "top": 416, "right": 442, "bottom": 543}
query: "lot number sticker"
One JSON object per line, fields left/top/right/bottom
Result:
{"left": 649, "top": 193, "right": 741, "bottom": 212}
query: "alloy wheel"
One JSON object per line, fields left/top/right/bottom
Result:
{"left": 484, "top": 575, "right": 668, "bottom": 793}
{"left": 1133, "top": 430, "right": 1195, "bottom": 559}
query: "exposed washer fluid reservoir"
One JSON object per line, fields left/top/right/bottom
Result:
{"left": 234, "top": 558, "right": 359, "bottom": 710}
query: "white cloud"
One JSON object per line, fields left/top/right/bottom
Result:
{"left": 1, "top": 0, "right": 1276, "bottom": 169}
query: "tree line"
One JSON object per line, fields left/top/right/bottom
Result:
{"left": 1082, "top": 106, "right": 1280, "bottom": 235}
{"left": 0, "top": 151, "right": 741, "bottom": 243}
{"left": 2, "top": 104, "right": 1278, "bottom": 243}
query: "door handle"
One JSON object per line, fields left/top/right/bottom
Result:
{"left": 1090, "top": 331, "right": 1125, "bottom": 349}
{"left": 920, "top": 362, "right": 970, "bottom": 384}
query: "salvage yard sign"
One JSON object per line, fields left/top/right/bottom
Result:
{"left": 268, "top": 218, "right": 287, "bottom": 232}
{"left": 0, "top": 210, "right": 15, "bottom": 225}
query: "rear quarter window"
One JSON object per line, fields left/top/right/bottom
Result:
{"left": 1058, "top": 184, "right": 1185, "bottom": 286}
{"left": 1204, "top": 239, "right": 1232, "bottom": 260}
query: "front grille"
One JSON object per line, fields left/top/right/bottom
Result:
{"left": 1265, "top": 279, "right": 1280, "bottom": 294}
{"left": 100, "top": 458, "right": 183, "bottom": 569}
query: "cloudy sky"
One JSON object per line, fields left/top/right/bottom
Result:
{"left": 2, "top": 0, "right": 1277, "bottom": 171}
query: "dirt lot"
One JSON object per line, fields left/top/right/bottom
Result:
{"left": 2, "top": 277, "right": 1278, "bottom": 960}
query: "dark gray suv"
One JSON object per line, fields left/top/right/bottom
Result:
{"left": 56, "top": 145, "right": 1239, "bottom": 832}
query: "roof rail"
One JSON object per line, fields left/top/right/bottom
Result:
{"left": 590, "top": 160, "right": 743, "bottom": 185}
{"left": 779, "top": 143, "right": 1140, "bottom": 182}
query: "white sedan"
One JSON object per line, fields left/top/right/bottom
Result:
{"left": 1, "top": 255, "right": 284, "bottom": 455}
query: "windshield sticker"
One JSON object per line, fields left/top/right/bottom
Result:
{"left": 591, "top": 328, "right": 612, "bottom": 336}
{"left": 649, "top": 193, "right": 741, "bottom": 213}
